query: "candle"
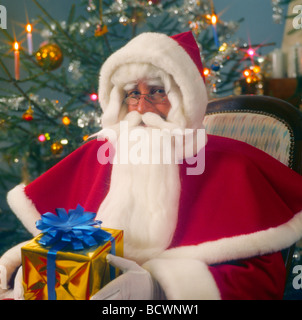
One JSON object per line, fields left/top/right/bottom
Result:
{"left": 14, "top": 41, "right": 20, "bottom": 80}
{"left": 211, "top": 14, "right": 219, "bottom": 48}
{"left": 287, "top": 44, "right": 302, "bottom": 78}
{"left": 26, "top": 24, "right": 33, "bottom": 55}
{"left": 271, "top": 48, "right": 285, "bottom": 78}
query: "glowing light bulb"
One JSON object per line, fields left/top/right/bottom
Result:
{"left": 90, "top": 93, "right": 98, "bottom": 101}
{"left": 38, "top": 134, "right": 46, "bottom": 142}
{"left": 243, "top": 69, "right": 251, "bottom": 77}
{"left": 252, "top": 65, "right": 261, "bottom": 73}
{"left": 62, "top": 116, "right": 71, "bottom": 125}
{"left": 247, "top": 48, "right": 255, "bottom": 57}
{"left": 60, "top": 139, "right": 68, "bottom": 145}
{"left": 203, "top": 68, "right": 210, "bottom": 77}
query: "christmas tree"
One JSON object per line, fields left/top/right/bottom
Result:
{"left": 0, "top": 0, "right": 266, "bottom": 251}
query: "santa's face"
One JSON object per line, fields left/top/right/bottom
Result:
{"left": 125, "top": 81, "right": 172, "bottom": 120}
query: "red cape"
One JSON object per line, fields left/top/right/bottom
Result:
{"left": 7, "top": 134, "right": 302, "bottom": 299}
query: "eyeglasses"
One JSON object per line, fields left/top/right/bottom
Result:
{"left": 124, "top": 91, "right": 168, "bottom": 106}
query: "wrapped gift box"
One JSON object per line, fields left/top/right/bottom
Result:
{"left": 21, "top": 205, "right": 123, "bottom": 300}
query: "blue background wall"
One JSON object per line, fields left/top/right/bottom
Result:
{"left": 1, "top": 0, "right": 288, "bottom": 56}
{"left": 215, "top": 0, "right": 288, "bottom": 54}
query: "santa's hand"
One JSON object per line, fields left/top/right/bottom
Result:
{"left": 0, "top": 241, "right": 28, "bottom": 299}
{"left": 13, "top": 266, "right": 24, "bottom": 300}
{"left": 90, "top": 254, "right": 163, "bottom": 300}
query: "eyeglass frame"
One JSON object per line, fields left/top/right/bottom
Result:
{"left": 123, "top": 92, "right": 169, "bottom": 106}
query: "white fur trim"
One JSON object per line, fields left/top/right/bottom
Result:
{"left": 99, "top": 32, "right": 207, "bottom": 130}
{"left": 143, "top": 258, "right": 220, "bottom": 300}
{"left": 6, "top": 184, "right": 40, "bottom": 236}
{"left": 157, "top": 209, "right": 302, "bottom": 265}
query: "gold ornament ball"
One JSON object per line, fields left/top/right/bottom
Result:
{"left": 51, "top": 142, "right": 63, "bottom": 155}
{"left": 35, "top": 43, "right": 63, "bottom": 71}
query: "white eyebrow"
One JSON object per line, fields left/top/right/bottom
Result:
{"left": 123, "top": 78, "right": 164, "bottom": 92}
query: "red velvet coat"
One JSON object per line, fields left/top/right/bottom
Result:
{"left": 7, "top": 135, "right": 302, "bottom": 299}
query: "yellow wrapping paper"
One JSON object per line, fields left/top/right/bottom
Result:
{"left": 21, "top": 228, "right": 123, "bottom": 300}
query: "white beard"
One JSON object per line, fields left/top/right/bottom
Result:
{"left": 96, "top": 111, "right": 182, "bottom": 264}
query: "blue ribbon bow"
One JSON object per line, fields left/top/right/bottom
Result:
{"left": 35, "top": 204, "right": 115, "bottom": 300}
{"left": 36, "top": 204, "right": 112, "bottom": 250}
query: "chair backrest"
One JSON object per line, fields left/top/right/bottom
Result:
{"left": 204, "top": 95, "right": 302, "bottom": 174}
{"left": 203, "top": 95, "right": 302, "bottom": 281}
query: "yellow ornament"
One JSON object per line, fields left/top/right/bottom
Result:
{"left": 35, "top": 43, "right": 63, "bottom": 71}
{"left": 94, "top": 24, "right": 108, "bottom": 37}
{"left": 22, "top": 106, "right": 34, "bottom": 121}
{"left": 51, "top": 142, "right": 63, "bottom": 155}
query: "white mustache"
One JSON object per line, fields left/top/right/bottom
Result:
{"left": 126, "top": 111, "right": 182, "bottom": 131}
{"left": 141, "top": 112, "right": 182, "bottom": 131}
{"left": 96, "top": 111, "right": 183, "bottom": 140}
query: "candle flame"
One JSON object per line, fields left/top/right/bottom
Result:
{"left": 14, "top": 42, "right": 19, "bottom": 51}
{"left": 26, "top": 24, "right": 32, "bottom": 33}
{"left": 211, "top": 14, "right": 217, "bottom": 25}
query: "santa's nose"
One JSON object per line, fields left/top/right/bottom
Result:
{"left": 136, "top": 96, "right": 152, "bottom": 114}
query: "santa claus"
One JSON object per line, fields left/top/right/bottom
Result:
{"left": 1, "top": 31, "right": 302, "bottom": 300}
